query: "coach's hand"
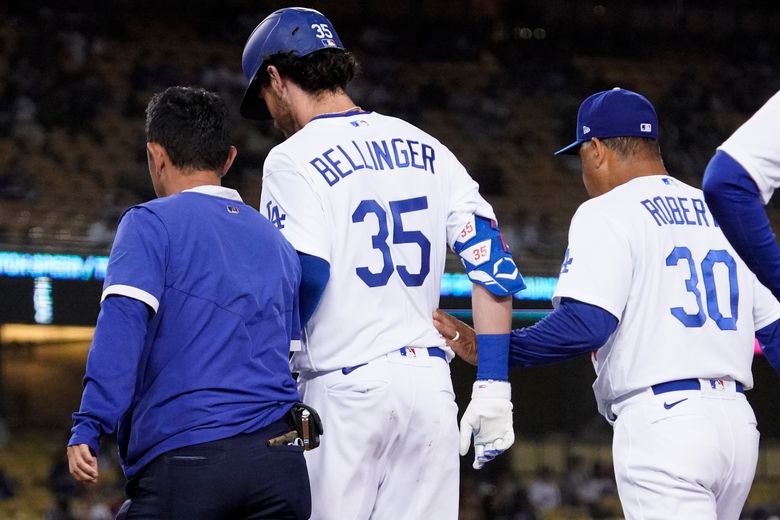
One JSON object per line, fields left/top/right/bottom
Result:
{"left": 433, "top": 309, "right": 477, "bottom": 365}
{"left": 67, "top": 444, "right": 99, "bottom": 482}
{"left": 460, "top": 380, "right": 514, "bottom": 469}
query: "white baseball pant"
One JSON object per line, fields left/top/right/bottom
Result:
{"left": 298, "top": 348, "right": 459, "bottom": 520}
{"left": 610, "top": 379, "right": 759, "bottom": 520}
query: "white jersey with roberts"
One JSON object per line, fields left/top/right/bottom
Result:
{"left": 553, "top": 175, "right": 780, "bottom": 417}
{"left": 718, "top": 89, "right": 780, "bottom": 203}
{"left": 260, "top": 111, "right": 495, "bottom": 373}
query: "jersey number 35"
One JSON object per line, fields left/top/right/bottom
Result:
{"left": 352, "top": 196, "right": 431, "bottom": 288}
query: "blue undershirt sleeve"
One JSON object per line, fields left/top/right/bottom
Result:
{"left": 509, "top": 298, "right": 618, "bottom": 368}
{"left": 298, "top": 252, "right": 330, "bottom": 326}
{"left": 703, "top": 150, "right": 780, "bottom": 300}
{"left": 756, "top": 318, "right": 780, "bottom": 378}
{"left": 69, "top": 296, "right": 150, "bottom": 453}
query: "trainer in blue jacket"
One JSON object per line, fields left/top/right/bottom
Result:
{"left": 68, "top": 86, "right": 310, "bottom": 519}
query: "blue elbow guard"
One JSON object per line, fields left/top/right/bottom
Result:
{"left": 453, "top": 216, "right": 526, "bottom": 297}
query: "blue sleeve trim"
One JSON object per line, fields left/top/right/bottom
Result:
{"left": 476, "top": 333, "right": 510, "bottom": 381}
{"left": 298, "top": 252, "right": 330, "bottom": 325}
{"left": 756, "top": 318, "right": 780, "bottom": 378}
{"left": 509, "top": 298, "right": 617, "bottom": 368}
{"left": 70, "top": 296, "right": 150, "bottom": 450}
{"left": 703, "top": 150, "right": 780, "bottom": 300}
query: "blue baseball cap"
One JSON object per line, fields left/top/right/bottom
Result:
{"left": 240, "top": 7, "right": 345, "bottom": 120}
{"left": 554, "top": 88, "right": 659, "bottom": 155}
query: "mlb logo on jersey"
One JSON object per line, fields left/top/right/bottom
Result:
{"left": 400, "top": 347, "right": 417, "bottom": 358}
{"left": 710, "top": 378, "right": 726, "bottom": 391}
{"left": 226, "top": 206, "right": 240, "bottom": 214}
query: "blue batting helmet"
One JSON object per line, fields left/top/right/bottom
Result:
{"left": 240, "top": 7, "right": 345, "bottom": 120}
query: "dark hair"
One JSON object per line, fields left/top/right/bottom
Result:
{"left": 257, "top": 49, "right": 359, "bottom": 95}
{"left": 145, "top": 86, "right": 230, "bottom": 172}
{"left": 600, "top": 136, "right": 662, "bottom": 161}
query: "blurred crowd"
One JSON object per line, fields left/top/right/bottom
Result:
{"left": 43, "top": 438, "right": 124, "bottom": 520}
{"left": 3, "top": 443, "right": 780, "bottom": 519}
{"left": 461, "top": 457, "right": 621, "bottom": 520}
{"left": 0, "top": 2, "right": 778, "bottom": 272}
{"left": 1, "top": 445, "right": 625, "bottom": 520}
{"left": 0, "top": 432, "right": 126, "bottom": 519}
{"left": 3, "top": 1, "right": 780, "bottom": 517}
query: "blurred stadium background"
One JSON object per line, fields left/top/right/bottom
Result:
{"left": 1, "top": 0, "right": 780, "bottom": 518}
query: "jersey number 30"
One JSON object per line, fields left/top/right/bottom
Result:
{"left": 666, "top": 247, "right": 739, "bottom": 330}
{"left": 352, "top": 196, "right": 431, "bottom": 288}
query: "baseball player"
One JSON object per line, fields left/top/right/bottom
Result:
{"left": 434, "top": 88, "right": 780, "bottom": 519}
{"left": 239, "top": 8, "right": 525, "bottom": 519}
{"left": 702, "top": 90, "right": 780, "bottom": 303}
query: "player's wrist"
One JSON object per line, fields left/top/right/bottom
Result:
{"left": 68, "top": 436, "right": 99, "bottom": 456}
{"left": 471, "top": 379, "right": 511, "bottom": 400}
{"left": 476, "top": 333, "right": 510, "bottom": 381}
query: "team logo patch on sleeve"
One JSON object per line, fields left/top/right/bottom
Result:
{"left": 265, "top": 201, "right": 286, "bottom": 230}
{"left": 560, "top": 248, "right": 574, "bottom": 274}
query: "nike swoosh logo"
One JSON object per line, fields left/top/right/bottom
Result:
{"left": 663, "top": 398, "right": 688, "bottom": 410}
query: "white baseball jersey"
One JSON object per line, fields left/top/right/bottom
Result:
{"left": 553, "top": 175, "right": 780, "bottom": 416}
{"left": 260, "top": 110, "right": 495, "bottom": 372}
{"left": 718, "top": 90, "right": 780, "bottom": 204}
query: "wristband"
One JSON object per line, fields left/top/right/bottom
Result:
{"left": 476, "top": 333, "right": 510, "bottom": 381}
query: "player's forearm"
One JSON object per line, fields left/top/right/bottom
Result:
{"left": 509, "top": 298, "right": 617, "bottom": 368}
{"left": 70, "top": 296, "right": 149, "bottom": 450}
{"left": 471, "top": 284, "right": 512, "bottom": 380}
{"left": 703, "top": 151, "right": 780, "bottom": 300}
{"left": 472, "top": 284, "right": 512, "bottom": 334}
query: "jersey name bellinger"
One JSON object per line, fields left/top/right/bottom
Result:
{"left": 309, "top": 138, "right": 436, "bottom": 187}
{"left": 640, "top": 195, "right": 719, "bottom": 228}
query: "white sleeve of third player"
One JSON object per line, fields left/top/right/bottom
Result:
{"left": 444, "top": 150, "right": 497, "bottom": 247}
{"left": 552, "top": 203, "right": 631, "bottom": 320}
{"left": 752, "top": 274, "right": 780, "bottom": 330}
{"left": 260, "top": 158, "right": 330, "bottom": 261}
{"left": 718, "top": 90, "right": 780, "bottom": 204}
